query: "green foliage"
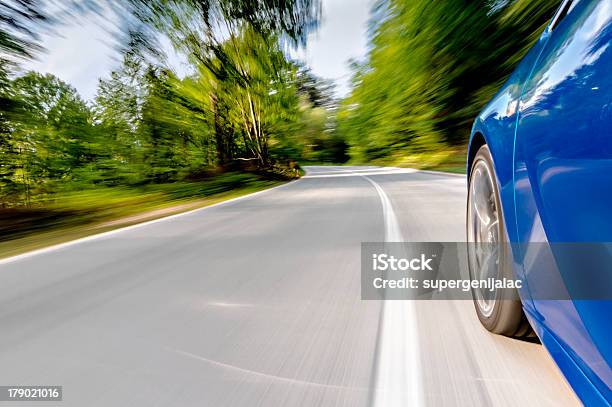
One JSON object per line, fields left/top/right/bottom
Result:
{"left": 122, "top": 0, "right": 321, "bottom": 55}
{"left": 338, "top": 0, "right": 561, "bottom": 163}
{"left": 0, "top": 0, "right": 48, "bottom": 65}
{"left": 0, "top": 172, "right": 282, "bottom": 253}
{"left": 0, "top": 1, "right": 331, "bottom": 209}
{"left": 1, "top": 73, "right": 96, "bottom": 204}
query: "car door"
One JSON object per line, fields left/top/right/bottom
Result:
{"left": 513, "top": 0, "right": 612, "bottom": 399}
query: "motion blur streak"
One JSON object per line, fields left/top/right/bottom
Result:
{"left": 168, "top": 348, "right": 371, "bottom": 391}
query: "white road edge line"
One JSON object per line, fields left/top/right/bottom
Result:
{"left": 0, "top": 180, "right": 299, "bottom": 266}
{"left": 363, "top": 175, "right": 424, "bottom": 407}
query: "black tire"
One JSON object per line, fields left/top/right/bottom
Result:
{"left": 467, "top": 145, "right": 532, "bottom": 337}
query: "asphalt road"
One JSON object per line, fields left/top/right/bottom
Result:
{"left": 0, "top": 166, "right": 579, "bottom": 406}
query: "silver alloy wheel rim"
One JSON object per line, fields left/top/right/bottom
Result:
{"left": 468, "top": 159, "right": 500, "bottom": 318}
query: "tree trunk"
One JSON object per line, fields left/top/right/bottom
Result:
{"left": 211, "top": 92, "right": 233, "bottom": 168}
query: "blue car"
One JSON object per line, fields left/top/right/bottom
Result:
{"left": 466, "top": 0, "right": 611, "bottom": 404}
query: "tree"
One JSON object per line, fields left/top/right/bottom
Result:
{"left": 2, "top": 72, "right": 94, "bottom": 204}
{"left": 0, "top": 0, "right": 48, "bottom": 67}
{"left": 337, "top": 0, "right": 561, "bottom": 163}
{"left": 117, "top": 0, "right": 321, "bottom": 168}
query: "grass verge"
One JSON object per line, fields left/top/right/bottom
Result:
{"left": 298, "top": 148, "right": 467, "bottom": 175}
{"left": 0, "top": 172, "right": 289, "bottom": 259}
{"left": 362, "top": 147, "right": 467, "bottom": 174}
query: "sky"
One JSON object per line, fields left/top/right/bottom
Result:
{"left": 293, "top": 0, "right": 373, "bottom": 96}
{"left": 23, "top": 0, "right": 373, "bottom": 101}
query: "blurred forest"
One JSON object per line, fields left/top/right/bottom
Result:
{"left": 0, "top": 0, "right": 338, "bottom": 210}
{"left": 1, "top": 0, "right": 563, "bottom": 213}
{"left": 0, "top": 0, "right": 337, "bottom": 251}
{"left": 337, "top": 0, "right": 561, "bottom": 171}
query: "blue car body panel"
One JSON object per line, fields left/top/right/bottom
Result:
{"left": 525, "top": 307, "right": 611, "bottom": 406}
{"left": 468, "top": 0, "right": 612, "bottom": 403}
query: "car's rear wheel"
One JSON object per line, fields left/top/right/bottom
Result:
{"left": 467, "top": 145, "right": 531, "bottom": 337}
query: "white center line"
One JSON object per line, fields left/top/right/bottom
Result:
{"left": 363, "top": 174, "right": 424, "bottom": 407}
